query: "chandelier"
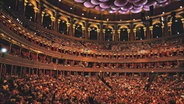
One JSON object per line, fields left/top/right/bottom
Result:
{"left": 73, "top": 0, "right": 172, "bottom": 14}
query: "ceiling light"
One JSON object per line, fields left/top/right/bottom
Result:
{"left": 1, "top": 48, "right": 7, "bottom": 53}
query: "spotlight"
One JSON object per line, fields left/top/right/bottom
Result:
{"left": 1, "top": 48, "right": 7, "bottom": 53}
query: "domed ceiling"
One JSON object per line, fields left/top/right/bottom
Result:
{"left": 74, "top": 0, "right": 171, "bottom": 14}
{"left": 46, "top": 0, "right": 182, "bottom": 21}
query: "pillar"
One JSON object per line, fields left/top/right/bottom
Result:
{"left": 54, "top": 11, "right": 58, "bottom": 32}
{"left": 129, "top": 22, "right": 134, "bottom": 41}
{"left": 99, "top": 22, "right": 103, "bottom": 41}
{"left": 51, "top": 16, "right": 55, "bottom": 30}
{"left": 133, "top": 29, "right": 136, "bottom": 41}
{"left": 146, "top": 24, "right": 151, "bottom": 39}
{"left": 69, "top": 17, "right": 74, "bottom": 36}
{"left": 97, "top": 28, "right": 100, "bottom": 41}
{"left": 144, "top": 27, "right": 146, "bottom": 40}
{"left": 36, "top": 1, "right": 42, "bottom": 25}
{"left": 163, "top": 16, "right": 169, "bottom": 37}
{"left": 127, "top": 29, "right": 130, "bottom": 41}
{"left": 85, "top": 20, "right": 89, "bottom": 39}
{"left": 149, "top": 26, "right": 153, "bottom": 39}
{"left": 33, "top": 7, "right": 38, "bottom": 22}
{"left": 114, "top": 24, "right": 118, "bottom": 41}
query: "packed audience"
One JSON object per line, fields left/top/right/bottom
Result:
{"left": 0, "top": 11, "right": 184, "bottom": 60}
{"left": 0, "top": 73, "right": 183, "bottom": 104}
{"left": 0, "top": 38, "right": 180, "bottom": 69}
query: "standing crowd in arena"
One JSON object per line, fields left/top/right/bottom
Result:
{"left": 0, "top": 73, "right": 183, "bottom": 104}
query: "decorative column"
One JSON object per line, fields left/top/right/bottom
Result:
{"left": 85, "top": 20, "right": 89, "bottom": 39}
{"left": 129, "top": 22, "right": 134, "bottom": 41}
{"left": 33, "top": 7, "right": 38, "bottom": 22}
{"left": 163, "top": 17, "right": 169, "bottom": 37}
{"left": 36, "top": 1, "right": 42, "bottom": 25}
{"left": 114, "top": 24, "right": 118, "bottom": 41}
{"left": 117, "top": 29, "right": 120, "bottom": 41}
{"left": 51, "top": 16, "right": 55, "bottom": 30}
{"left": 149, "top": 26, "right": 153, "bottom": 39}
{"left": 143, "top": 27, "right": 146, "bottom": 40}
{"left": 133, "top": 29, "right": 136, "bottom": 41}
{"left": 54, "top": 11, "right": 58, "bottom": 32}
{"left": 127, "top": 29, "right": 130, "bottom": 41}
{"left": 97, "top": 28, "right": 100, "bottom": 41}
{"left": 146, "top": 23, "right": 151, "bottom": 39}
{"left": 88, "top": 28, "right": 90, "bottom": 39}
{"left": 41, "top": 11, "right": 45, "bottom": 26}
{"left": 112, "top": 30, "right": 115, "bottom": 41}
{"left": 66, "top": 22, "right": 70, "bottom": 35}
{"left": 69, "top": 17, "right": 74, "bottom": 36}
{"left": 102, "top": 29, "right": 105, "bottom": 41}
{"left": 167, "top": 22, "right": 172, "bottom": 36}
{"left": 99, "top": 22, "right": 103, "bottom": 41}
{"left": 82, "top": 26, "right": 85, "bottom": 38}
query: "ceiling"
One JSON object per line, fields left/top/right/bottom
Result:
{"left": 46, "top": 0, "right": 183, "bottom": 21}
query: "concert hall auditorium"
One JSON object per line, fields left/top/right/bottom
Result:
{"left": 0, "top": 0, "right": 184, "bottom": 103}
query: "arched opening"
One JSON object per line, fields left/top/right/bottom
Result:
{"left": 90, "top": 27, "right": 97, "bottom": 40}
{"left": 59, "top": 20, "right": 67, "bottom": 34}
{"left": 153, "top": 23, "right": 162, "bottom": 38}
{"left": 25, "top": 3, "right": 35, "bottom": 22}
{"left": 120, "top": 28, "right": 128, "bottom": 41}
{"left": 171, "top": 18, "right": 183, "bottom": 35}
{"left": 75, "top": 24, "right": 82, "bottom": 38}
{"left": 43, "top": 13, "right": 52, "bottom": 30}
{"left": 136, "top": 26, "right": 144, "bottom": 40}
{"left": 105, "top": 28, "right": 113, "bottom": 41}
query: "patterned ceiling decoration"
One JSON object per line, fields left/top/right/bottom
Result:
{"left": 73, "top": 0, "right": 173, "bottom": 14}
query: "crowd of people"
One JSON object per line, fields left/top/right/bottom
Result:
{"left": 0, "top": 11, "right": 184, "bottom": 60}
{"left": 0, "top": 73, "right": 183, "bottom": 104}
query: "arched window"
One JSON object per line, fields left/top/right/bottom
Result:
{"left": 59, "top": 20, "right": 67, "bottom": 34}
{"left": 25, "top": 3, "right": 35, "bottom": 22}
{"left": 90, "top": 27, "right": 97, "bottom": 40}
{"left": 75, "top": 24, "right": 82, "bottom": 38}
{"left": 153, "top": 23, "right": 162, "bottom": 38}
{"left": 120, "top": 28, "right": 128, "bottom": 41}
{"left": 171, "top": 18, "right": 183, "bottom": 35}
{"left": 105, "top": 28, "right": 113, "bottom": 41}
{"left": 136, "top": 26, "right": 144, "bottom": 40}
{"left": 43, "top": 13, "right": 52, "bottom": 30}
